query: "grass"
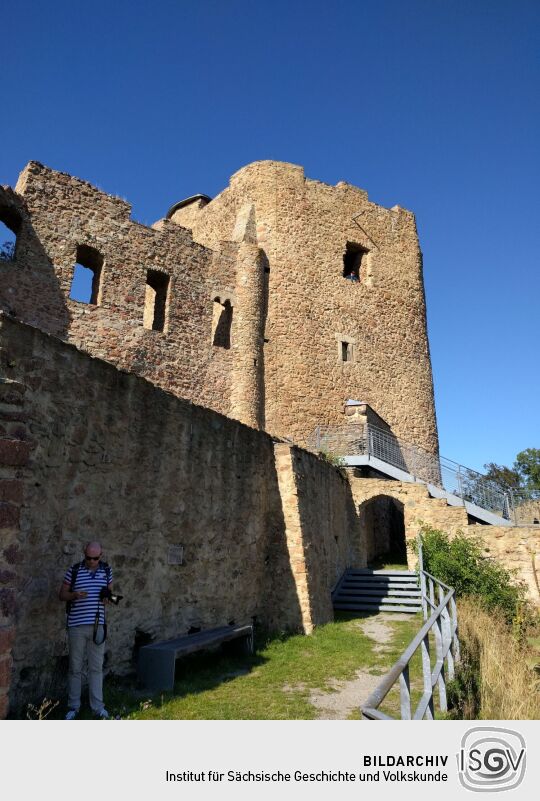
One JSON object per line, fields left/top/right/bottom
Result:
{"left": 63, "top": 613, "right": 424, "bottom": 720}
{"left": 447, "top": 598, "right": 540, "bottom": 720}
{"left": 377, "top": 626, "right": 442, "bottom": 719}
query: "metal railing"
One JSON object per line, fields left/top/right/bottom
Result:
{"left": 308, "top": 423, "right": 530, "bottom": 522}
{"left": 361, "top": 538, "right": 460, "bottom": 720}
{"left": 509, "top": 490, "right": 540, "bottom": 526}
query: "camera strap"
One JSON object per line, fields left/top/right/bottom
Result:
{"left": 93, "top": 604, "right": 108, "bottom": 645}
{"left": 93, "top": 562, "right": 111, "bottom": 645}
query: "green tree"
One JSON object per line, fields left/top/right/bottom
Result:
{"left": 482, "top": 462, "right": 522, "bottom": 490}
{"left": 514, "top": 448, "right": 540, "bottom": 491}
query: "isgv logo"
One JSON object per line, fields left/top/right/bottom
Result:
{"left": 457, "top": 727, "right": 526, "bottom": 792}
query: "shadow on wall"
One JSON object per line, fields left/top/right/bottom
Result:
{"left": 0, "top": 187, "right": 71, "bottom": 336}
{"left": 289, "top": 446, "right": 365, "bottom": 625}
{"left": 0, "top": 315, "right": 305, "bottom": 715}
{"left": 358, "top": 495, "right": 407, "bottom": 566}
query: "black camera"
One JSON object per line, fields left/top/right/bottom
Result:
{"left": 99, "top": 587, "right": 123, "bottom": 605}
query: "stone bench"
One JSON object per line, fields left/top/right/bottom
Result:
{"left": 137, "top": 623, "right": 254, "bottom": 692}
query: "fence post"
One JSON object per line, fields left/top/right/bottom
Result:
{"left": 439, "top": 586, "right": 454, "bottom": 681}
{"left": 421, "top": 633, "right": 434, "bottom": 720}
{"left": 509, "top": 489, "right": 518, "bottom": 525}
{"left": 434, "top": 613, "right": 447, "bottom": 713}
{"left": 456, "top": 466, "right": 464, "bottom": 500}
{"left": 450, "top": 594, "right": 460, "bottom": 664}
{"left": 418, "top": 537, "right": 428, "bottom": 622}
{"left": 399, "top": 665, "right": 411, "bottom": 720}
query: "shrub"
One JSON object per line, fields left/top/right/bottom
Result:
{"left": 414, "top": 526, "right": 529, "bottom": 625}
{"left": 414, "top": 526, "right": 540, "bottom": 719}
{"left": 317, "top": 450, "right": 346, "bottom": 474}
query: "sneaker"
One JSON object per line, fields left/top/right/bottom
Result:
{"left": 65, "top": 709, "right": 78, "bottom": 720}
{"left": 95, "top": 708, "right": 110, "bottom": 720}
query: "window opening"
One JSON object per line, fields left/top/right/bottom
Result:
{"left": 69, "top": 245, "right": 103, "bottom": 304}
{"left": 343, "top": 242, "right": 367, "bottom": 282}
{"left": 0, "top": 209, "right": 21, "bottom": 262}
{"left": 144, "top": 270, "right": 169, "bottom": 332}
{"left": 212, "top": 298, "right": 232, "bottom": 349}
{"left": 341, "top": 341, "right": 352, "bottom": 362}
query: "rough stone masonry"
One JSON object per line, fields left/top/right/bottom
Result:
{"left": 0, "top": 161, "right": 537, "bottom": 718}
{"left": 0, "top": 159, "right": 437, "bottom": 450}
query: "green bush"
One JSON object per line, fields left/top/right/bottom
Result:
{"left": 317, "top": 450, "right": 346, "bottom": 473}
{"left": 414, "top": 526, "right": 529, "bottom": 625}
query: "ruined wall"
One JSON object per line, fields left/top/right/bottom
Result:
{"left": 274, "top": 445, "right": 362, "bottom": 632}
{"left": 348, "top": 474, "right": 469, "bottom": 547}
{"left": 0, "top": 164, "right": 240, "bottom": 421}
{"left": 0, "top": 377, "right": 29, "bottom": 719}
{"left": 2, "top": 159, "right": 438, "bottom": 453}
{"left": 347, "top": 474, "right": 540, "bottom": 603}
{"left": 175, "top": 161, "right": 438, "bottom": 452}
{"left": 0, "top": 315, "right": 357, "bottom": 716}
{"left": 476, "top": 526, "right": 540, "bottom": 604}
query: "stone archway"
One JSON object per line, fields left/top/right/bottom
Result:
{"left": 358, "top": 494, "right": 407, "bottom": 567}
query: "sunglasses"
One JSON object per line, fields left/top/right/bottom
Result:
{"left": 84, "top": 555, "right": 101, "bottom": 561}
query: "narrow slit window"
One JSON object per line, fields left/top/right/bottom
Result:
{"left": 0, "top": 209, "right": 22, "bottom": 262}
{"left": 343, "top": 242, "right": 367, "bottom": 282}
{"left": 144, "top": 270, "right": 170, "bottom": 332}
{"left": 69, "top": 245, "right": 103, "bottom": 304}
{"left": 212, "top": 298, "right": 232, "bottom": 349}
{"left": 341, "top": 341, "right": 352, "bottom": 362}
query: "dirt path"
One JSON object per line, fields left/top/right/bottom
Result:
{"left": 308, "top": 614, "right": 414, "bottom": 720}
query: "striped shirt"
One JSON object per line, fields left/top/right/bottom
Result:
{"left": 63, "top": 561, "right": 113, "bottom": 627}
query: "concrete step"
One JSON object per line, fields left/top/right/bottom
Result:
{"left": 334, "top": 602, "right": 421, "bottom": 614}
{"left": 337, "top": 588, "right": 422, "bottom": 597}
{"left": 347, "top": 569, "right": 416, "bottom": 577}
{"left": 335, "top": 594, "right": 422, "bottom": 605}
{"left": 332, "top": 568, "right": 422, "bottom": 615}
{"left": 341, "top": 581, "right": 419, "bottom": 590}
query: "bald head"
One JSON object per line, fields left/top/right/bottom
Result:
{"left": 84, "top": 541, "right": 102, "bottom": 558}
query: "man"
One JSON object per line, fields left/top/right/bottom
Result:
{"left": 59, "top": 541, "right": 113, "bottom": 720}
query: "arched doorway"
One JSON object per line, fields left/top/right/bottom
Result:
{"left": 358, "top": 495, "right": 406, "bottom": 567}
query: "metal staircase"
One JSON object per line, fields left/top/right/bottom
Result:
{"left": 332, "top": 569, "right": 422, "bottom": 614}
{"left": 308, "top": 423, "right": 536, "bottom": 526}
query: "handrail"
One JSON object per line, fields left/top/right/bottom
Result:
{"left": 309, "top": 422, "right": 528, "bottom": 522}
{"left": 361, "top": 536, "right": 460, "bottom": 720}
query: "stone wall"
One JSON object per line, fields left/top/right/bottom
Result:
{"left": 0, "top": 376, "right": 29, "bottom": 719}
{"left": 347, "top": 473, "right": 540, "bottom": 602}
{"left": 471, "top": 526, "right": 540, "bottom": 605}
{"left": 2, "top": 159, "right": 438, "bottom": 453}
{"left": 0, "top": 314, "right": 357, "bottom": 716}
{"left": 0, "top": 164, "right": 224, "bottom": 409}
{"left": 176, "top": 161, "right": 438, "bottom": 452}
{"left": 274, "top": 445, "right": 362, "bottom": 632}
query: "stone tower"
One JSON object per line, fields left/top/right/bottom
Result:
{"left": 169, "top": 161, "right": 438, "bottom": 453}
{"left": 0, "top": 159, "right": 438, "bottom": 454}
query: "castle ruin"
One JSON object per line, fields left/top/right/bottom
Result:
{"left": 0, "top": 161, "right": 537, "bottom": 717}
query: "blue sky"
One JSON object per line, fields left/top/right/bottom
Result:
{"left": 1, "top": 0, "right": 539, "bottom": 472}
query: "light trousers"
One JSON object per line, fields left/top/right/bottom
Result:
{"left": 67, "top": 624, "right": 105, "bottom": 713}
